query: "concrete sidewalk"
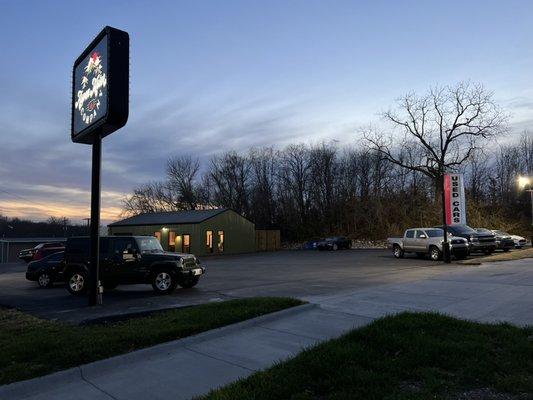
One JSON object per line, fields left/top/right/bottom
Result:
{"left": 1, "top": 258, "right": 532, "bottom": 400}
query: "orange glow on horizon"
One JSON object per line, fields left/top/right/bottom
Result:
{"left": 0, "top": 199, "right": 122, "bottom": 224}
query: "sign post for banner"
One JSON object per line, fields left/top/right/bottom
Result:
{"left": 441, "top": 175, "right": 451, "bottom": 263}
{"left": 442, "top": 173, "right": 467, "bottom": 264}
{"left": 71, "top": 26, "right": 129, "bottom": 306}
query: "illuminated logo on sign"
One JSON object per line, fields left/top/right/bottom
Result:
{"left": 75, "top": 51, "right": 107, "bottom": 124}
{"left": 72, "top": 35, "right": 108, "bottom": 138}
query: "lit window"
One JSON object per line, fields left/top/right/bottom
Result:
{"left": 168, "top": 231, "right": 176, "bottom": 251}
{"left": 218, "top": 231, "right": 224, "bottom": 252}
{"left": 206, "top": 231, "right": 213, "bottom": 253}
{"left": 183, "top": 234, "right": 190, "bottom": 253}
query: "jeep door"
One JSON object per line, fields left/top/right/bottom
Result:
{"left": 109, "top": 238, "right": 142, "bottom": 283}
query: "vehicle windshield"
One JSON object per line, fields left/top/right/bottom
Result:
{"left": 476, "top": 228, "right": 491, "bottom": 233}
{"left": 451, "top": 225, "right": 477, "bottom": 234}
{"left": 425, "top": 229, "right": 443, "bottom": 238}
{"left": 137, "top": 237, "right": 164, "bottom": 253}
{"left": 494, "top": 230, "right": 509, "bottom": 236}
{"left": 325, "top": 237, "right": 338, "bottom": 241}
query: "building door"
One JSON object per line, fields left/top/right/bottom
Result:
{"left": 183, "top": 234, "right": 190, "bottom": 253}
{"left": 217, "top": 230, "right": 224, "bottom": 253}
{"left": 168, "top": 231, "right": 176, "bottom": 252}
{"left": 206, "top": 231, "right": 213, "bottom": 253}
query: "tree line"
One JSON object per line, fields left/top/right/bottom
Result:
{"left": 0, "top": 216, "right": 88, "bottom": 238}
{"left": 123, "top": 83, "right": 533, "bottom": 241}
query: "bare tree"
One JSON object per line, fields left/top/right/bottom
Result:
{"left": 166, "top": 155, "right": 201, "bottom": 210}
{"left": 364, "top": 82, "right": 508, "bottom": 190}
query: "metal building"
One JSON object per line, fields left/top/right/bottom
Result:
{"left": 107, "top": 208, "right": 255, "bottom": 256}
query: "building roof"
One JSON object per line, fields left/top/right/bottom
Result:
{"left": 108, "top": 208, "right": 229, "bottom": 227}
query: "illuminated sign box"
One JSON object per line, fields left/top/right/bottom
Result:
{"left": 71, "top": 26, "right": 129, "bottom": 144}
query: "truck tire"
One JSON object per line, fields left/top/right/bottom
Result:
{"left": 179, "top": 276, "right": 199, "bottom": 289}
{"left": 66, "top": 269, "right": 88, "bottom": 296}
{"left": 151, "top": 269, "right": 178, "bottom": 295}
{"left": 429, "top": 246, "right": 442, "bottom": 261}
{"left": 393, "top": 245, "right": 404, "bottom": 259}
{"left": 332, "top": 244, "right": 338, "bottom": 251}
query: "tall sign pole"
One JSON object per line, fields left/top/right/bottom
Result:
{"left": 71, "top": 26, "right": 129, "bottom": 306}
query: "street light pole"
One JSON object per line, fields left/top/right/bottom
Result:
{"left": 527, "top": 189, "right": 533, "bottom": 226}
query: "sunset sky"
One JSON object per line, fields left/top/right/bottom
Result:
{"left": 1, "top": 0, "right": 533, "bottom": 225}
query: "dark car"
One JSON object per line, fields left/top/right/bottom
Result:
{"left": 476, "top": 228, "right": 514, "bottom": 252}
{"left": 19, "top": 242, "right": 65, "bottom": 262}
{"left": 316, "top": 236, "right": 352, "bottom": 251}
{"left": 26, "top": 251, "right": 65, "bottom": 288}
{"left": 303, "top": 238, "right": 324, "bottom": 250}
{"left": 63, "top": 236, "right": 205, "bottom": 296}
{"left": 434, "top": 224, "right": 496, "bottom": 254}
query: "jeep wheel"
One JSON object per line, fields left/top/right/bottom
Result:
{"left": 393, "top": 245, "right": 404, "bottom": 259}
{"left": 38, "top": 272, "right": 53, "bottom": 288}
{"left": 179, "top": 276, "right": 199, "bottom": 289}
{"left": 152, "top": 270, "right": 177, "bottom": 294}
{"left": 429, "top": 246, "right": 442, "bottom": 261}
{"left": 332, "top": 244, "right": 338, "bottom": 251}
{"left": 66, "top": 270, "right": 88, "bottom": 296}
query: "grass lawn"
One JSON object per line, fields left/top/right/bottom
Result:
{"left": 460, "top": 247, "right": 533, "bottom": 265}
{"left": 0, "top": 297, "right": 303, "bottom": 385}
{"left": 201, "top": 312, "right": 533, "bottom": 400}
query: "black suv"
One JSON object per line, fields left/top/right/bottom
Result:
{"left": 63, "top": 236, "right": 204, "bottom": 296}
{"left": 434, "top": 224, "right": 496, "bottom": 254}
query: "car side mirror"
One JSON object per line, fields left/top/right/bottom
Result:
{"left": 419, "top": 234, "right": 427, "bottom": 239}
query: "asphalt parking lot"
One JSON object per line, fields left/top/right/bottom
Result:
{"left": 0, "top": 249, "right": 475, "bottom": 324}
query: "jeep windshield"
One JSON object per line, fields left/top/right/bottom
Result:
{"left": 137, "top": 237, "right": 164, "bottom": 253}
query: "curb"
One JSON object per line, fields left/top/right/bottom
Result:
{"left": 0, "top": 303, "right": 316, "bottom": 397}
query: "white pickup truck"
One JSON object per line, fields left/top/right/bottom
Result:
{"left": 387, "top": 227, "right": 469, "bottom": 261}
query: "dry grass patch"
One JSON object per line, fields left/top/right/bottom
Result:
{"left": 458, "top": 248, "right": 533, "bottom": 265}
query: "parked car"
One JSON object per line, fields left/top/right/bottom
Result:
{"left": 19, "top": 242, "right": 65, "bottom": 262}
{"left": 434, "top": 224, "right": 496, "bottom": 254}
{"left": 496, "top": 231, "right": 528, "bottom": 249}
{"left": 316, "top": 236, "right": 352, "bottom": 251}
{"left": 476, "top": 228, "right": 514, "bottom": 252}
{"left": 25, "top": 251, "right": 65, "bottom": 288}
{"left": 63, "top": 236, "right": 205, "bottom": 296}
{"left": 388, "top": 228, "right": 469, "bottom": 261}
{"left": 303, "top": 238, "right": 324, "bottom": 250}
